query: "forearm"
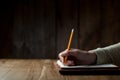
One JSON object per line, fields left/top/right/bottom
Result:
{"left": 93, "top": 42, "right": 120, "bottom": 65}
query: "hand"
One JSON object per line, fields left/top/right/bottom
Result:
{"left": 58, "top": 49, "right": 97, "bottom": 66}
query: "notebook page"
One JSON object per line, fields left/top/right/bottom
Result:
{"left": 57, "top": 60, "right": 118, "bottom": 69}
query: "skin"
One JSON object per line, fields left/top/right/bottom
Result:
{"left": 58, "top": 48, "right": 97, "bottom": 66}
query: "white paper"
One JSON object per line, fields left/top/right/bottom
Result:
{"left": 57, "top": 60, "right": 118, "bottom": 69}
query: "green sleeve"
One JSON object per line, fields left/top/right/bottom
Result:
{"left": 93, "top": 42, "right": 120, "bottom": 65}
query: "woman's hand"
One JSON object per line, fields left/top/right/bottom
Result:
{"left": 58, "top": 49, "right": 97, "bottom": 66}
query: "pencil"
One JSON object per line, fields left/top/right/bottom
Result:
{"left": 64, "top": 28, "right": 74, "bottom": 64}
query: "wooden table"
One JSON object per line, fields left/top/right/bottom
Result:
{"left": 0, "top": 59, "right": 120, "bottom": 80}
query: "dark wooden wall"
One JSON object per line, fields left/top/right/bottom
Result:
{"left": 0, "top": 0, "right": 120, "bottom": 59}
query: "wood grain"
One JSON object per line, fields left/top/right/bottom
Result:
{"left": 0, "top": 59, "right": 120, "bottom": 80}
{"left": 1, "top": 0, "right": 120, "bottom": 58}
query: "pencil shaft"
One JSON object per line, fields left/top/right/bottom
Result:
{"left": 67, "top": 29, "right": 74, "bottom": 50}
{"left": 64, "top": 29, "right": 74, "bottom": 64}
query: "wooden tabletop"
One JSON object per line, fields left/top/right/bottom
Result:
{"left": 0, "top": 59, "right": 120, "bottom": 80}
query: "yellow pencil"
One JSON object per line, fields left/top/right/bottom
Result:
{"left": 64, "top": 28, "right": 74, "bottom": 64}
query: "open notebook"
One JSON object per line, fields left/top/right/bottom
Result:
{"left": 57, "top": 60, "right": 118, "bottom": 69}
{"left": 57, "top": 60, "right": 120, "bottom": 75}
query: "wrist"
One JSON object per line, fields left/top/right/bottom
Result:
{"left": 88, "top": 51, "right": 97, "bottom": 65}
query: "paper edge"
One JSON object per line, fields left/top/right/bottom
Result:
{"left": 57, "top": 60, "right": 118, "bottom": 69}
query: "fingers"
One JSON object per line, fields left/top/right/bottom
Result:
{"left": 58, "top": 50, "right": 69, "bottom": 63}
{"left": 58, "top": 49, "right": 77, "bottom": 63}
{"left": 58, "top": 49, "right": 80, "bottom": 65}
{"left": 64, "top": 60, "right": 75, "bottom": 66}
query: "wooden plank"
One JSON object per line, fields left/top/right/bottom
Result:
{"left": 79, "top": 0, "right": 102, "bottom": 50}
{"left": 100, "top": 0, "right": 120, "bottom": 46}
{"left": 39, "top": 59, "right": 65, "bottom": 80}
{"left": 12, "top": 0, "right": 56, "bottom": 58}
{"left": 1, "top": 0, "right": 120, "bottom": 59}
{"left": 0, "top": 60, "right": 16, "bottom": 78}
{"left": 0, "top": 59, "right": 120, "bottom": 80}
{"left": 0, "top": 59, "right": 43, "bottom": 80}
{"left": 56, "top": 0, "right": 79, "bottom": 54}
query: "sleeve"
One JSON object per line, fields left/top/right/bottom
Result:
{"left": 92, "top": 42, "right": 120, "bottom": 65}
